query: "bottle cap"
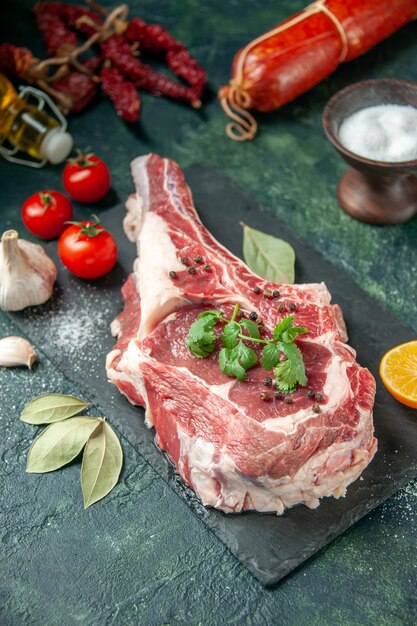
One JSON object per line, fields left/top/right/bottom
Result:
{"left": 40, "top": 128, "right": 73, "bottom": 164}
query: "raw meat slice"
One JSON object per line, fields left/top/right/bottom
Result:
{"left": 106, "top": 154, "right": 377, "bottom": 514}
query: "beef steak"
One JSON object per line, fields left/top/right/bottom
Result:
{"left": 106, "top": 153, "right": 377, "bottom": 514}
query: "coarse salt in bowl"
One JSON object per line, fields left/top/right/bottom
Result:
{"left": 322, "top": 79, "right": 417, "bottom": 224}
{"left": 338, "top": 104, "right": 417, "bottom": 163}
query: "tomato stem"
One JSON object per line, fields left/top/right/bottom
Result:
{"left": 39, "top": 192, "right": 52, "bottom": 213}
{"left": 65, "top": 215, "right": 104, "bottom": 238}
{"left": 67, "top": 149, "right": 97, "bottom": 168}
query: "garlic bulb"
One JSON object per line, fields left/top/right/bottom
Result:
{"left": 0, "top": 336, "right": 37, "bottom": 368}
{"left": 0, "top": 230, "right": 57, "bottom": 311}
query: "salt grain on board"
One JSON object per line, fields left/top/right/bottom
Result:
{"left": 23, "top": 282, "right": 113, "bottom": 364}
{"left": 338, "top": 104, "right": 417, "bottom": 162}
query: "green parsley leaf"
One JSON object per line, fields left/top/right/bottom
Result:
{"left": 273, "top": 315, "right": 307, "bottom": 344}
{"left": 261, "top": 343, "right": 281, "bottom": 370}
{"left": 273, "top": 315, "right": 295, "bottom": 341}
{"left": 236, "top": 341, "right": 258, "bottom": 370}
{"left": 186, "top": 307, "right": 308, "bottom": 391}
{"left": 221, "top": 321, "right": 240, "bottom": 349}
{"left": 274, "top": 342, "right": 307, "bottom": 392}
{"left": 240, "top": 318, "right": 261, "bottom": 339}
{"left": 198, "top": 310, "right": 223, "bottom": 320}
{"left": 281, "top": 326, "right": 308, "bottom": 344}
{"left": 219, "top": 341, "right": 257, "bottom": 381}
{"left": 186, "top": 314, "right": 220, "bottom": 358}
{"left": 219, "top": 347, "right": 246, "bottom": 381}
{"left": 188, "top": 333, "right": 217, "bottom": 358}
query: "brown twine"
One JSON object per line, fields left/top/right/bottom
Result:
{"left": 35, "top": 4, "right": 129, "bottom": 80}
{"left": 220, "top": 0, "right": 349, "bottom": 141}
{"left": 220, "top": 85, "right": 257, "bottom": 142}
{"left": 24, "top": 4, "right": 129, "bottom": 112}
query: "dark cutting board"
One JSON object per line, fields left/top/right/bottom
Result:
{"left": 7, "top": 165, "right": 417, "bottom": 586}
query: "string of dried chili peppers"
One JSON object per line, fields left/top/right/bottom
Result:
{"left": 33, "top": 2, "right": 139, "bottom": 118}
{"left": 37, "top": 1, "right": 205, "bottom": 108}
{"left": 1, "top": 2, "right": 207, "bottom": 122}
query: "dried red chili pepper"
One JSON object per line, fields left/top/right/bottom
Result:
{"left": 125, "top": 18, "right": 206, "bottom": 103}
{"left": 100, "top": 65, "right": 141, "bottom": 122}
{"left": 0, "top": 43, "right": 39, "bottom": 82}
{"left": 101, "top": 36, "right": 200, "bottom": 107}
{"left": 52, "top": 56, "right": 101, "bottom": 113}
{"left": 33, "top": 6, "right": 78, "bottom": 56}
{"left": 52, "top": 70, "right": 96, "bottom": 113}
{"left": 34, "top": 2, "right": 101, "bottom": 36}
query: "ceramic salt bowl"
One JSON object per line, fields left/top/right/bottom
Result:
{"left": 322, "top": 79, "right": 417, "bottom": 225}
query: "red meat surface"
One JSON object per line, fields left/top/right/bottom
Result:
{"left": 106, "top": 154, "right": 377, "bottom": 514}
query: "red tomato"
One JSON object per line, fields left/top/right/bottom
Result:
{"left": 63, "top": 153, "right": 111, "bottom": 203}
{"left": 21, "top": 190, "right": 73, "bottom": 239}
{"left": 58, "top": 218, "right": 117, "bottom": 279}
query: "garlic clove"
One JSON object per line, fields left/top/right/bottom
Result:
{"left": 0, "top": 230, "right": 57, "bottom": 311}
{"left": 0, "top": 336, "right": 37, "bottom": 368}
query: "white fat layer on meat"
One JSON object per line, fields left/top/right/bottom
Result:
{"left": 286, "top": 281, "right": 331, "bottom": 305}
{"left": 124, "top": 193, "right": 143, "bottom": 243}
{"left": 131, "top": 155, "right": 151, "bottom": 210}
{"left": 109, "top": 340, "right": 152, "bottom": 424}
{"left": 137, "top": 212, "right": 189, "bottom": 339}
{"left": 106, "top": 349, "right": 121, "bottom": 370}
{"left": 332, "top": 304, "right": 348, "bottom": 342}
{"left": 207, "top": 380, "right": 235, "bottom": 399}
{"left": 176, "top": 424, "right": 376, "bottom": 514}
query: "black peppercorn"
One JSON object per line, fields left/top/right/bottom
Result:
{"left": 260, "top": 391, "right": 270, "bottom": 401}
{"left": 263, "top": 377, "right": 273, "bottom": 387}
{"left": 194, "top": 256, "right": 203, "bottom": 263}
{"left": 203, "top": 264, "right": 211, "bottom": 271}
{"left": 289, "top": 302, "right": 297, "bottom": 312}
{"left": 249, "top": 311, "right": 258, "bottom": 321}
{"left": 253, "top": 286, "right": 261, "bottom": 294}
{"left": 274, "top": 391, "right": 283, "bottom": 400}
{"left": 181, "top": 256, "right": 190, "bottom": 265}
{"left": 273, "top": 290, "right": 280, "bottom": 298}
{"left": 306, "top": 390, "right": 315, "bottom": 399}
{"left": 284, "top": 396, "right": 293, "bottom": 404}
{"left": 188, "top": 267, "right": 197, "bottom": 275}
{"left": 312, "top": 403, "right": 321, "bottom": 413}
{"left": 237, "top": 309, "right": 244, "bottom": 318}
{"left": 278, "top": 304, "right": 286, "bottom": 313}
{"left": 263, "top": 289, "right": 272, "bottom": 298}
{"left": 315, "top": 393, "right": 324, "bottom": 402}
{"left": 169, "top": 271, "right": 177, "bottom": 279}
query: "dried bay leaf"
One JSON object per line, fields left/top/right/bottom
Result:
{"left": 81, "top": 421, "right": 123, "bottom": 508}
{"left": 26, "top": 417, "right": 101, "bottom": 473}
{"left": 21, "top": 394, "right": 91, "bottom": 424}
{"left": 241, "top": 222, "right": 295, "bottom": 284}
